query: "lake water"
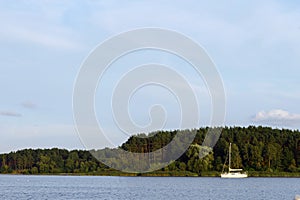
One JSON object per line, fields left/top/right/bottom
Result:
{"left": 0, "top": 175, "right": 299, "bottom": 200}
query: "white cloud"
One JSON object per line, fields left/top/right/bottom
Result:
{"left": 0, "top": 111, "right": 22, "bottom": 117}
{"left": 21, "top": 101, "right": 37, "bottom": 109}
{"left": 253, "top": 109, "right": 300, "bottom": 127}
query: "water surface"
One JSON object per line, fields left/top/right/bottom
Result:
{"left": 0, "top": 175, "right": 299, "bottom": 200}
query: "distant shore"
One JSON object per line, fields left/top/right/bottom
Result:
{"left": 1, "top": 127, "right": 299, "bottom": 177}
{"left": 1, "top": 171, "right": 300, "bottom": 177}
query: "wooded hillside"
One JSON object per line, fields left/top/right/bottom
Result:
{"left": 1, "top": 126, "right": 299, "bottom": 175}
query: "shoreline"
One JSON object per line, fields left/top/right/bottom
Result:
{"left": 1, "top": 171, "right": 300, "bottom": 178}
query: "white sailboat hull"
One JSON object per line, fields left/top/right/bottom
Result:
{"left": 221, "top": 143, "right": 248, "bottom": 178}
{"left": 221, "top": 172, "right": 247, "bottom": 178}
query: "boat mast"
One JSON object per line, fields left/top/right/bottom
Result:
{"left": 229, "top": 143, "right": 231, "bottom": 171}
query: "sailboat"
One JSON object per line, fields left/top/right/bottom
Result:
{"left": 221, "top": 143, "right": 247, "bottom": 178}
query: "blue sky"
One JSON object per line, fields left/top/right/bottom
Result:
{"left": 0, "top": 0, "right": 300, "bottom": 153}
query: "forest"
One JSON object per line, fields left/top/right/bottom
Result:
{"left": 1, "top": 126, "right": 300, "bottom": 176}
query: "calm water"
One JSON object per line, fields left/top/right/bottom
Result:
{"left": 0, "top": 175, "right": 299, "bottom": 200}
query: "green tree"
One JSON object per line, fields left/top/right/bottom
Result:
{"left": 186, "top": 144, "right": 214, "bottom": 174}
{"left": 38, "top": 155, "right": 51, "bottom": 173}
{"left": 231, "top": 143, "right": 243, "bottom": 168}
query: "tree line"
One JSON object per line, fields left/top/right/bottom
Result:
{"left": 0, "top": 126, "right": 299, "bottom": 175}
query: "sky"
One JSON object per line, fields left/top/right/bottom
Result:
{"left": 0, "top": 0, "right": 300, "bottom": 153}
